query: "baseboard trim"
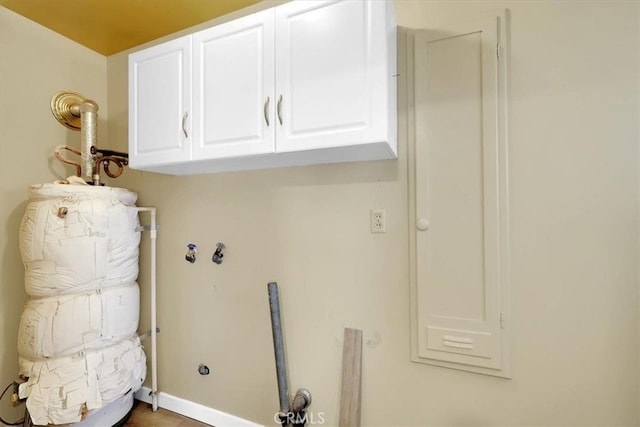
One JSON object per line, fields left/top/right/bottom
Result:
{"left": 134, "top": 386, "right": 263, "bottom": 427}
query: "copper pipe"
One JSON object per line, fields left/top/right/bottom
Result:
{"left": 54, "top": 145, "right": 82, "bottom": 177}
{"left": 51, "top": 92, "right": 130, "bottom": 185}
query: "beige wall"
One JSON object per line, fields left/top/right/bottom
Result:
{"left": 105, "top": 1, "right": 640, "bottom": 426}
{"left": 0, "top": 0, "right": 638, "bottom": 426}
{"left": 0, "top": 7, "right": 107, "bottom": 423}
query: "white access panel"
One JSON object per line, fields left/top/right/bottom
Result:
{"left": 129, "top": 35, "right": 192, "bottom": 168}
{"left": 274, "top": 0, "right": 393, "bottom": 153}
{"left": 412, "top": 12, "right": 510, "bottom": 377}
{"left": 192, "top": 9, "right": 275, "bottom": 159}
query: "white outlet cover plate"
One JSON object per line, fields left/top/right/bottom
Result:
{"left": 370, "top": 209, "right": 386, "bottom": 233}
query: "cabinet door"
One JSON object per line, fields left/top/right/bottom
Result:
{"left": 129, "top": 35, "right": 192, "bottom": 169}
{"left": 412, "top": 12, "right": 510, "bottom": 377}
{"left": 192, "top": 10, "right": 275, "bottom": 160}
{"left": 274, "top": 0, "right": 391, "bottom": 153}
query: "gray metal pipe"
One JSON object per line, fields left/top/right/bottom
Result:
{"left": 268, "top": 282, "right": 290, "bottom": 420}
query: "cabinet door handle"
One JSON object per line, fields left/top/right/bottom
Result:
{"left": 182, "top": 111, "right": 189, "bottom": 138}
{"left": 277, "top": 95, "right": 283, "bottom": 125}
{"left": 264, "top": 96, "right": 270, "bottom": 126}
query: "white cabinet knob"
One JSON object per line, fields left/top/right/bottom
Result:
{"left": 416, "top": 218, "right": 429, "bottom": 231}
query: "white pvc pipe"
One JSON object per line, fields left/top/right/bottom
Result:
{"left": 136, "top": 207, "right": 158, "bottom": 412}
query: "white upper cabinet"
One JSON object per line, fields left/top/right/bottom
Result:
{"left": 274, "top": 0, "right": 395, "bottom": 154}
{"left": 192, "top": 9, "right": 275, "bottom": 159}
{"left": 129, "top": 35, "right": 191, "bottom": 169}
{"left": 128, "top": 0, "right": 397, "bottom": 175}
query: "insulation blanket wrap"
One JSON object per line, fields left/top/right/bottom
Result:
{"left": 18, "top": 282, "right": 140, "bottom": 359}
{"left": 20, "top": 184, "right": 140, "bottom": 297}
{"left": 18, "top": 336, "right": 146, "bottom": 426}
{"left": 17, "top": 182, "right": 146, "bottom": 426}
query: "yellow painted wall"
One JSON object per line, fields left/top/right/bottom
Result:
{"left": 0, "top": 0, "right": 638, "bottom": 426}
{"left": 0, "top": 6, "right": 107, "bottom": 423}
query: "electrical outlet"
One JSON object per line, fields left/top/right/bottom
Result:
{"left": 370, "top": 209, "right": 386, "bottom": 233}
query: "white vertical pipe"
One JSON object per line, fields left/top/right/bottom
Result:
{"left": 136, "top": 207, "right": 158, "bottom": 411}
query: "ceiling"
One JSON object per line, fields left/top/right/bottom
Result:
{"left": 0, "top": 0, "right": 262, "bottom": 56}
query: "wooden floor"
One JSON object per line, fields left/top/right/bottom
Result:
{"left": 124, "top": 401, "right": 212, "bottom": 427}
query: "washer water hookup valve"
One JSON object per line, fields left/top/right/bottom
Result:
{"left": 212, "top": 243, "right": 225, "bottom": 264}
{"left": 185, "top": 243, "right": 197, "bottom": 263}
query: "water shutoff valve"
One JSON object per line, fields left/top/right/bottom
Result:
{"left": 185, "top": 243, "right": 197, "bottom": 263}
{"left": 212, "top": 243, "right": 225, "bottom": 264}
